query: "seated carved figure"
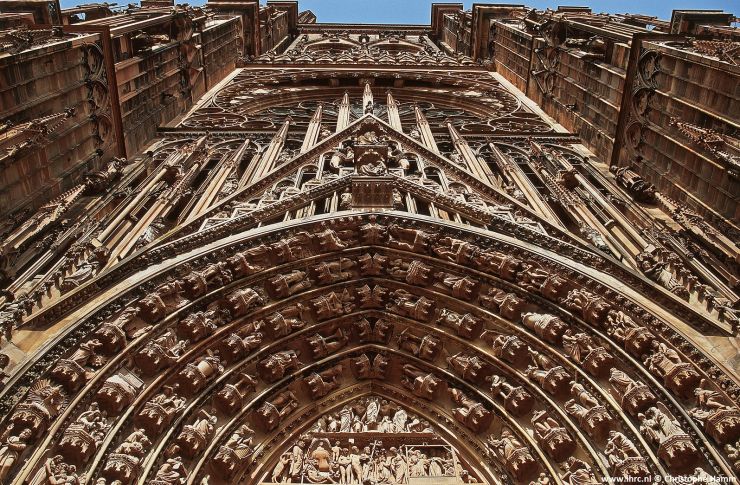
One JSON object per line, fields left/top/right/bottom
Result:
{"left": 181, "top": 261, "right": 232, "bottom": 299}
{"left": 448, "top": 387, "right": 493, "bottom": 433}
{"left": 176, "top": 311, "right": 218, "bottom": 343}
{"left": 135, "top": 331, "right": 186, "bottom": 376}
{"left": 433, "top": 237, "right": 479, "bottom": 264}
{"left": 312, "top": 258, "right": 356, "bottom": 285}
{"left": 217, "top": 331, "right": 262, "bottom": 365}
{"left": 304, "top": 364, "right": 344, "bottom": 399}
{"left": 103, "top": 429, "right": 152, "bottom": 484}
{"left": 271, "top": 231, "right": 313, "bottom": 262}
{"left": 486, "top": 428, "right": 537, "bottom": 481}
{"left": 561, "top": 330, "right": 613, "bottom": 377}
{"left": 226, "top": 245, "right": 269, "bottom": 277}
{"left": 151, "top": 456, "right": 188, "bottom": 485}
{"left": 605, "top": 431, "right": 650, "bottom": 478}
{"left": 447, "top": 352, "right": 488, "bottom": 384}
{"left": 480, "top": 288, "right": 526, "bottom": 320}
{"left": 263, "top": 305, "right": 308, "bottom": 338}
{"left": 224, "top": 287, "right": 263, "bottom": 318}
{"left": 387, "top": 224, "right": 435, "bottom": 253}
{"left": 212, "top": 424, "right": 255, "bottom": 480}
{"left": 517, "top": 265, "right": 570, "bottom": 300}
{"left": 137, "top": 280, "right": 184, "bottom": 323}
{"left": 560, "top": 288, "right": 611, "bottom": 327}
{"left": 437, "top": 309, "right": 482, "bottom": 338}
{"left": 689, "top": 379, "right": 740, "bottom": 445}
{"left": 135, "top": 386, "right": 186, "bottom": 435}
{"left": 255, "top": 391, "right": 299, "bottom": 431}
{"left": 397, "top": 328, "right": 441, "bottom": 361}
{"left": 433, "top": 272, "right": 478, "bottom": 301}
{"left": 51, "top": 339, "right": 104, "bottom": 391}
{"left": 608, "top": 368, "right": 656, "bottom": 416}
{"left": 214, "top": 373, "right": 258, "bottom": 415}
{"left": 521, "top": 312, "right": 567, "bottom": 345}
{"left": 175, "top": 354, "right": 224, "bottom": 396}
{"left": 472, "top": 251, "right": 524, "bottom": 281}
{"left": 388, "top": 258, "right": 432, "bottom": 285}
{"left": 482, "top": 331, "right": 529, "bottom": 367}
{"left": 604, "top": 310, "right": 654, "bottom": 357}
{"left": 59, "top": 402, "right": 110, "bottom": 464}
{"left": 487, "top": 374, "right": 534, "bottom": 417}
{"left": 388, "top": 289, "right": 434, "bottom": 322}
{"left": 257, "top": 350, "right": 302, "bottom": 383}
{"left": 525, "top": 349, "right": 570, "bottom": 398}
{"left": 171, "top": 408, "right": 218, "bottom": 459}
{"left": 531, "top": 410, "right": 576, "bottom": 462}
{"left": 561, "top": 457, "right": 599, "bottom": 485}
{"left": 308, "top": 329, "right": 349, "bottom": 359}
{"left": 643, "top": 341, "right": 701, "bottom": 398}
{"left": 400, "top": 364, "right": 441, "bottom": 400}
{"left": 266, "top": 270, "right": 312, "bottom": 298}
{"left": 312, "top": 289, "right": 355, "bottom": 320}
{"left": 565, "top": 382, "right": 613, "bottom": 440}
{"left": 639, "top": 406, "right": 700, "bottom": 472}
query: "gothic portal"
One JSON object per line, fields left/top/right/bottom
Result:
{"left": 0, "top": 2, "right": 738, "bottom": 485}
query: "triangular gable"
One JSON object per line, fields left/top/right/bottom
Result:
{"left": 149, "top": 114, "right": 591, "bottom": 250}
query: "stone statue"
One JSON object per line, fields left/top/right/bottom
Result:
{"left": 608, "top": 368, "right": 656, "bottom": 416}
{"left": 308, "top": 328, "right": 349, "bottom": 359}
{"left": 448, "top": 387, "right": 492, "bottom": 433}
{"left": 397, "top": 328, "right": 441, "bottom": 361}
{"left": 400, "top": 364, "right": 441, "bottom": 400}
{"left": 486, "top": 428, "right": 536, "bottom": 481}
{"left": 487, "top": 374, "right": 534, "bottom": 417}
{"left": 258, "top": 350, "right": 302, "bottom": 383}
{"left": 531, "top": 410, "right": 576, "bottom": 461}
{"left": 0, "top": 428, "right": 32, "bottom": 482}
{"left": 305, "top": 364, "right": 344, "bottom": 399}
{"left": 388, "top": 289, "right": 435, "bottom": 322}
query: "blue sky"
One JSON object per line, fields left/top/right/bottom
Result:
{"left": 60, "top": 0, "right": 738, "bottom": 23}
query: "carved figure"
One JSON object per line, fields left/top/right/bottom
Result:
{"left": 531, "top": 410, "right": 576, "bottom": 461}
{"left": 486, "top": 428, "right": 537, "bottom": 481}
{"left": 350, "top": 353, "right": 388, "bottom": 380}
{"left": 397, "top": 328, "right": 441, "bottom": 361}
{"left": 486, "top": 374, "right": 533, "bottom": 417}
{"left": 437, "top": 309, "right": 482, "bottom": 338}
{"left": 305, "top": 364, "right": 344, "bottom": 399}
{"left": 608, "top": 368, "right": 656, "bottom": 416}
{"left": 255, "top": 391, "right": 299, "bottom": 431}
{"left": 258, "top": 350, "right": 302, "bottom": 382}
{"left": 448, "top": 387, "right": 492, "bottom": 433}
{"left": 401, "top": 364, "right": 441, "bottom": 400}
{"left": 388, "top": 289, "right": 434, "bottom": 322}
{"left": 308, "top": 328, "right": 349, "bottom": 359}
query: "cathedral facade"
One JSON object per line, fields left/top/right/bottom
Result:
{"left": 0, "top": 1, "right": 738, "bottom": 484}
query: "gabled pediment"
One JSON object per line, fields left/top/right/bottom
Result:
{"left": 151, "top": 114, "right": 588, "bottom": 252}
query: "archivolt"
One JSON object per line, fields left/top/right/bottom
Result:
{"left": 2, "top": 213, "right": 738, "bottom": 484}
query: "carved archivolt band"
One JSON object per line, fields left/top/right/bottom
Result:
{"left": 1, "top": 213, "right": 737, "bottom": 484}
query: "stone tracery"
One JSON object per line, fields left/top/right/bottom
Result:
{"left": 0, "top": 4, "right": 737, "bottom": 485}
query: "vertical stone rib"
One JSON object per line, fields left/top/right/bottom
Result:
{"left": 336, "top": 92, "right": 351, "bottom": 132}
{"left": 301, "top": 104, "right": 323, "bottom": 152}
{"left": 386, "top": 91, "right": 403, "bottom": 132}
{"left": 414, "top": 105, "right": 439, "bottom": 154}
{"left": 253, "top": 119, "right": 291, "bottom": 181}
